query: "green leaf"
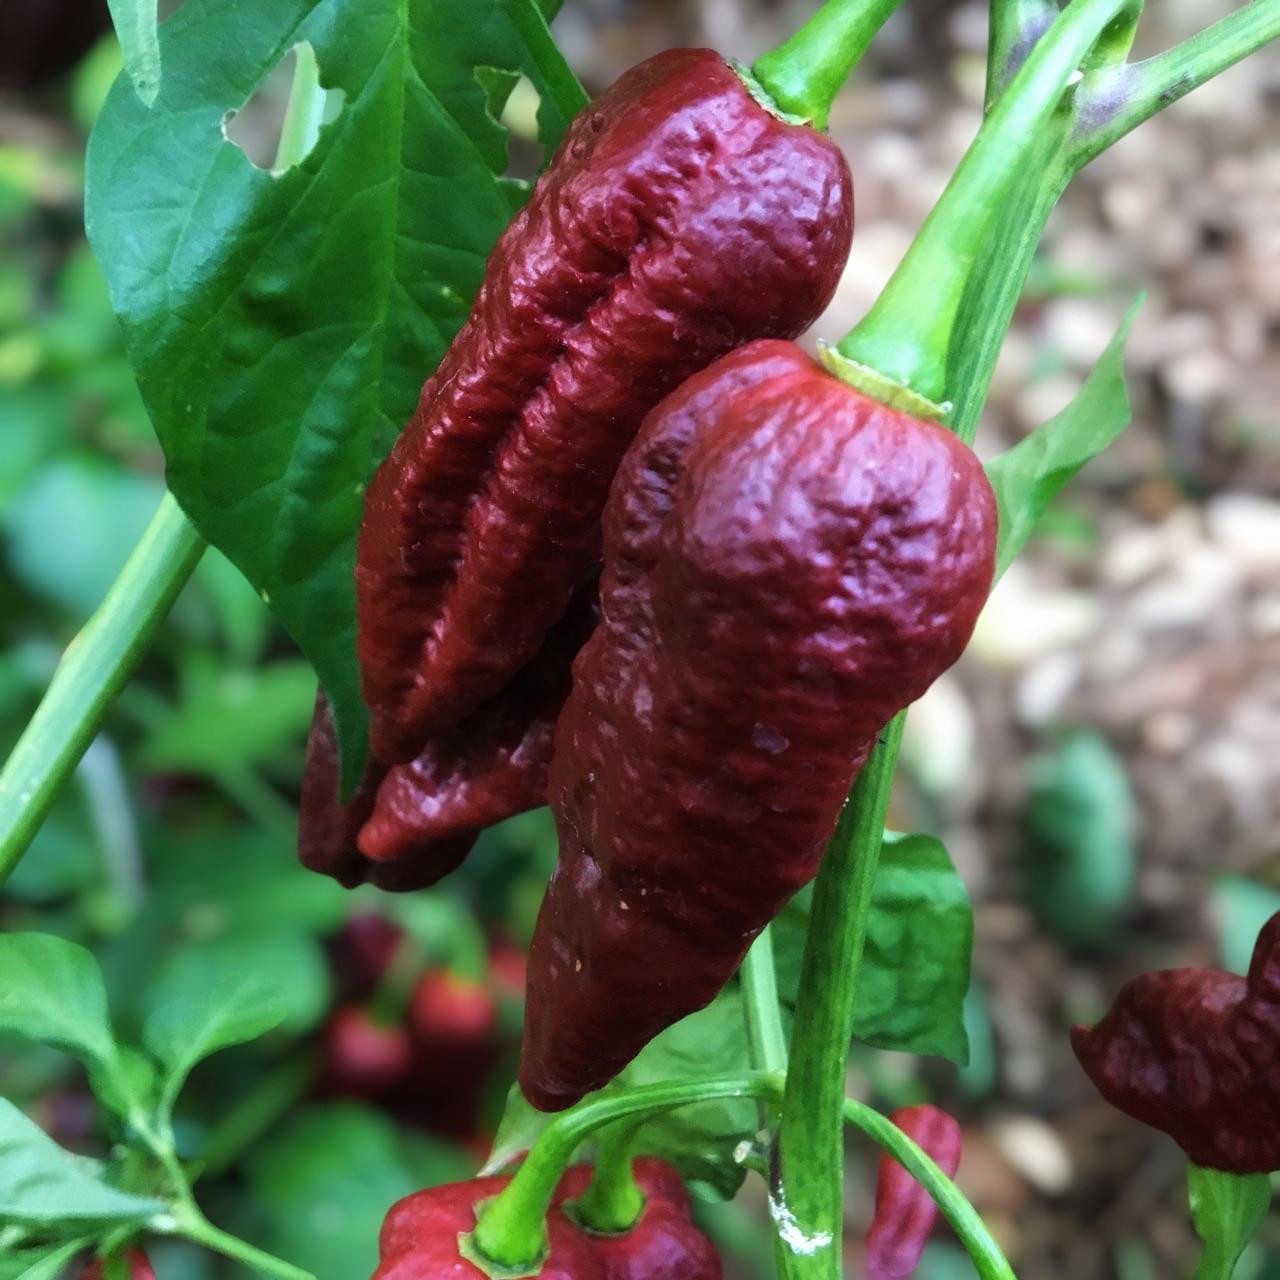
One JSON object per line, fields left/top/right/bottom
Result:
{"left": 238, "top": 1106, "right": 472, "bottom": 1280}
{"left": 986, "top": 297, "right": 1142, "bottom": 578}
{"left": 775, "top": 833, "right": 974, "bottom": 1064}
{"left": 0, "top": 1239, "right": 96, "bottom": 1280}
{"left": 105, "top": 0, "right": 161, "bottom": 106}
{"left": 136, "top": 656, "right": 316, "bottom": 775}
{"left": 0, "top": 1100, "right": 164, "bottom": 1227}
{"left": 1188, "top": 1164, "right": 1272, "bottom": 1280}
{"left": 1024, "top": 731, "right": 1136, "bottom": 948}
{"left": 144, "top": 974, "right": 289, "bottom": 1114}
{"left": 140, "top": 930, "right": 331, "bottom": 1040}
{"left": 86, "top": 0, "right": 584, "bottom": 789}
{"left": 0, "top": 934, "right": 118, "bottom": 1077}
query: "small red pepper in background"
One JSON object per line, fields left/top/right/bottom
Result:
{"left": 356, "top": 47, "right": 853, "bottom": 766}
{"left": 373, "top": 1160, "right": 718, "bottom": 1280}
{"left": 1071, "top": 911, "right": 1280, "bottom": 1174}
{"left": 405, "top": 970, "right": 502, "bottom": 1140}
{"left": 521, "top": 340, "right": 997, "bottom": 1111}
{"left": 82, "top": 1251, "right": 155, "bottom": 1280}
{"left": 865, "top": 1106, "right": 962, "bottom": 1280}
{"left": 318, "top": 1005, "right": 414, "bottom": 1104}
{"left": 329, "top": 913, "right": 405, "bottom": 1003}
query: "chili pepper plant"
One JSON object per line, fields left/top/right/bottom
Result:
{"left": 0, "top": 0, "right": 1277, "bottom": 1278}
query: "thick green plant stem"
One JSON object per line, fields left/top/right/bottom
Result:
{"left": 172, "top": 1206, "right": 315, "bottom": 1280}
{"left": 773, "top": 714, "right": 905, "bottom": 1280}
{"left": 742, "top": 926, "right": 789, "bottom": 1075}
{"left": 752, "top": 0, "right": 906, "bottom": 129}
{"left": 843, "top": 1100, "right": 1017, "bottom": 1280}
{"left": 836, "top": 0, "right": 1128, "bottom": 407}
{"left": 984, "top": 0, "right": 1056, "bottom": 105}
{"left": 572, "top": 1121, "right": 646, "bottom": 1234}
{"left": 1070, "top": 0, "right": 1280, "bottom": 169}
{"left": 471, "top": 1075, "right": 782, "bottom": 1271}
{"left": 0, "top": 494, "right": 204, "bottom": 887}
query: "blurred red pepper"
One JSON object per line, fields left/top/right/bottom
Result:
{"left": 82, "top": 1251, "right": 154, "bottom": 1280}
{"left": 318, "top": 1005, "right": 413, "bottom": 1103}
{"left": 865, "top": 1106, "right": 962, "bottom": 1280}
{"left": 1072, "top": 912, "right": 1280, "bottom": 1173}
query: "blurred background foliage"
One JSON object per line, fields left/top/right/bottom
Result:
{"left": 0, "top": 2, "right": 1278, "bottom": 1278}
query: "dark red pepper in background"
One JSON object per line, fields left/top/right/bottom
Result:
{"left": 521, "top": 340, "right": 997, "bottom": 1111}
{"left": 374, "top": 1159, "right": 719, "bottom": 1280}
{"left": 299, "top": 587, "right": 596, "bottom": 889}
{"left": 356, "top": 47, "right": 853, "bottom": 766}
{"left": 404, "top": 969, "right": 502, "bottom": 1140}
{"left": 1071, "top": 912, "right": 1280, "bottom": 1174}
{"left": 865, "top": 1106, "right": 962, "bottom": 1280}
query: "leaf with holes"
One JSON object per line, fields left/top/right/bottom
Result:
{"left": 85, "top": 0, "right": 583, "bottom": 789}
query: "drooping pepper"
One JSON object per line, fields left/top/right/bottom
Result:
{"left": 865, "top": 1106, "right": 963, "bottom": 1280}
{"left": 373, "top": 1159, "right": 718, "bottom": 1280}
{"left": 356, "top": 47, "right": 853, "bottom": 765}
{"left": 1071, "top": 911, "right": 1280, "bottom": 1174}
{"left": 299, "top": 586, "right": 596, "bottom": 889}
{"left": 520, "top": 340, "right": 997, "bottom": 1111}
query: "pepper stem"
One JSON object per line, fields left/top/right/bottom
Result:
{"left": 835, "top": 0, "right": 1129, "bottom": 408}
{"left": 571, "top": 1122, "right": 646, "bottom": 1235}
{"left": 469, "top": 1075, "right": 780, "bottom": 1272}
{"left": 752, "top": 0, "right": 907, "bottom": 129}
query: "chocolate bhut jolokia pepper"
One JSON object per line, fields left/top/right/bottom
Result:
{"left": 865, "top": 1106, "right": 962, "bottom": 1280}
{"left": 373, "top": 1159, "right": 719, "bottom": 1280}
{"left": 299, "top": 586, "right": 596, "bottom": 889}
{"left": 520, "top": 340, "right": 997, "bottom": 1111}
{"left": 1071, "top": 911, "right": 1280, "bottom": 1174}
{"left": 356, "top": 47, "right": 853, "bottom": 765}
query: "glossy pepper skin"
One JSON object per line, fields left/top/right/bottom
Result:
{"left": 521, "top": 341, "right": 997, "bottom": 1111}
{"left": 865, "top": 1106, "right": 962, "bottom": 1280}
{"left": 373, "top": 1159, "right": 718, "bottom": 1280}
{"left": 357, "top": 47, "right": 853, "bottom": 764}
{"left": 1071, "top": 912, "right": 1280, "bottom": 1173}
{"left": 299, "top": 588, "right": 595, "bottom": 889}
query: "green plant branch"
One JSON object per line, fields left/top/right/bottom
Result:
{"left": 171, "top": 1204, "right": 315, "bottom": 1280}
{"left": 0, "top": 494, "right": 205, "bottom": 887}
{"left": 843, "top": 1099, "right": 1016, "bottom": 1280}
{"left": 984, "top": 0, "right": 1057, "bottom": 105}
{"left": 752, "top": 0, "right": 907, "bottom": 128}
{"left": 1069, "top": 0, "right": 1280, "bottom": 170}
{"left": 836, "top": 0, "right": 1128, "bottom": 407}
{"left": 772, "top": 715, "right": 904, "bottom": 1280}
{"left": 741, "top": 926, "right": 789, "bottom": 1076}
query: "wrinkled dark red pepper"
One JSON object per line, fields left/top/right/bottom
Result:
{"left": 865, "top": 1106, "right": 962, "bottom": 1280}
{"left": 521, "top": 340, "right": 997, "bottom": 1111}
{"left": 373, "top": 1158, "right": 718, "bottom": 1280}
{"left": 1071, "top": 911, "right": 1280, "bottom": 1174}
{"left": 356, "top": 47, "right": 853, "bottom": 765}
{"left": 299, "top": 586, "right": 594, "bottom": 889}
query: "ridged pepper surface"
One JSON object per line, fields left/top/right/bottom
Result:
{"left": 520, "top": 340, "right": 997, "bottom": 1111}
{"left": 299, "top": 588, "right": 596, "bottom": 889}
{"left": 356, "top": 48, "right": 853, "bottom": 764}
{"left": 865, "top": 1106, "right": 962, "bottom": 1280}
{"left": 1071, "top": 911, "right": 1280, "bottom": 1173}
{"left": 372, "top": 1158, "right": 718, "bottom": 1280}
